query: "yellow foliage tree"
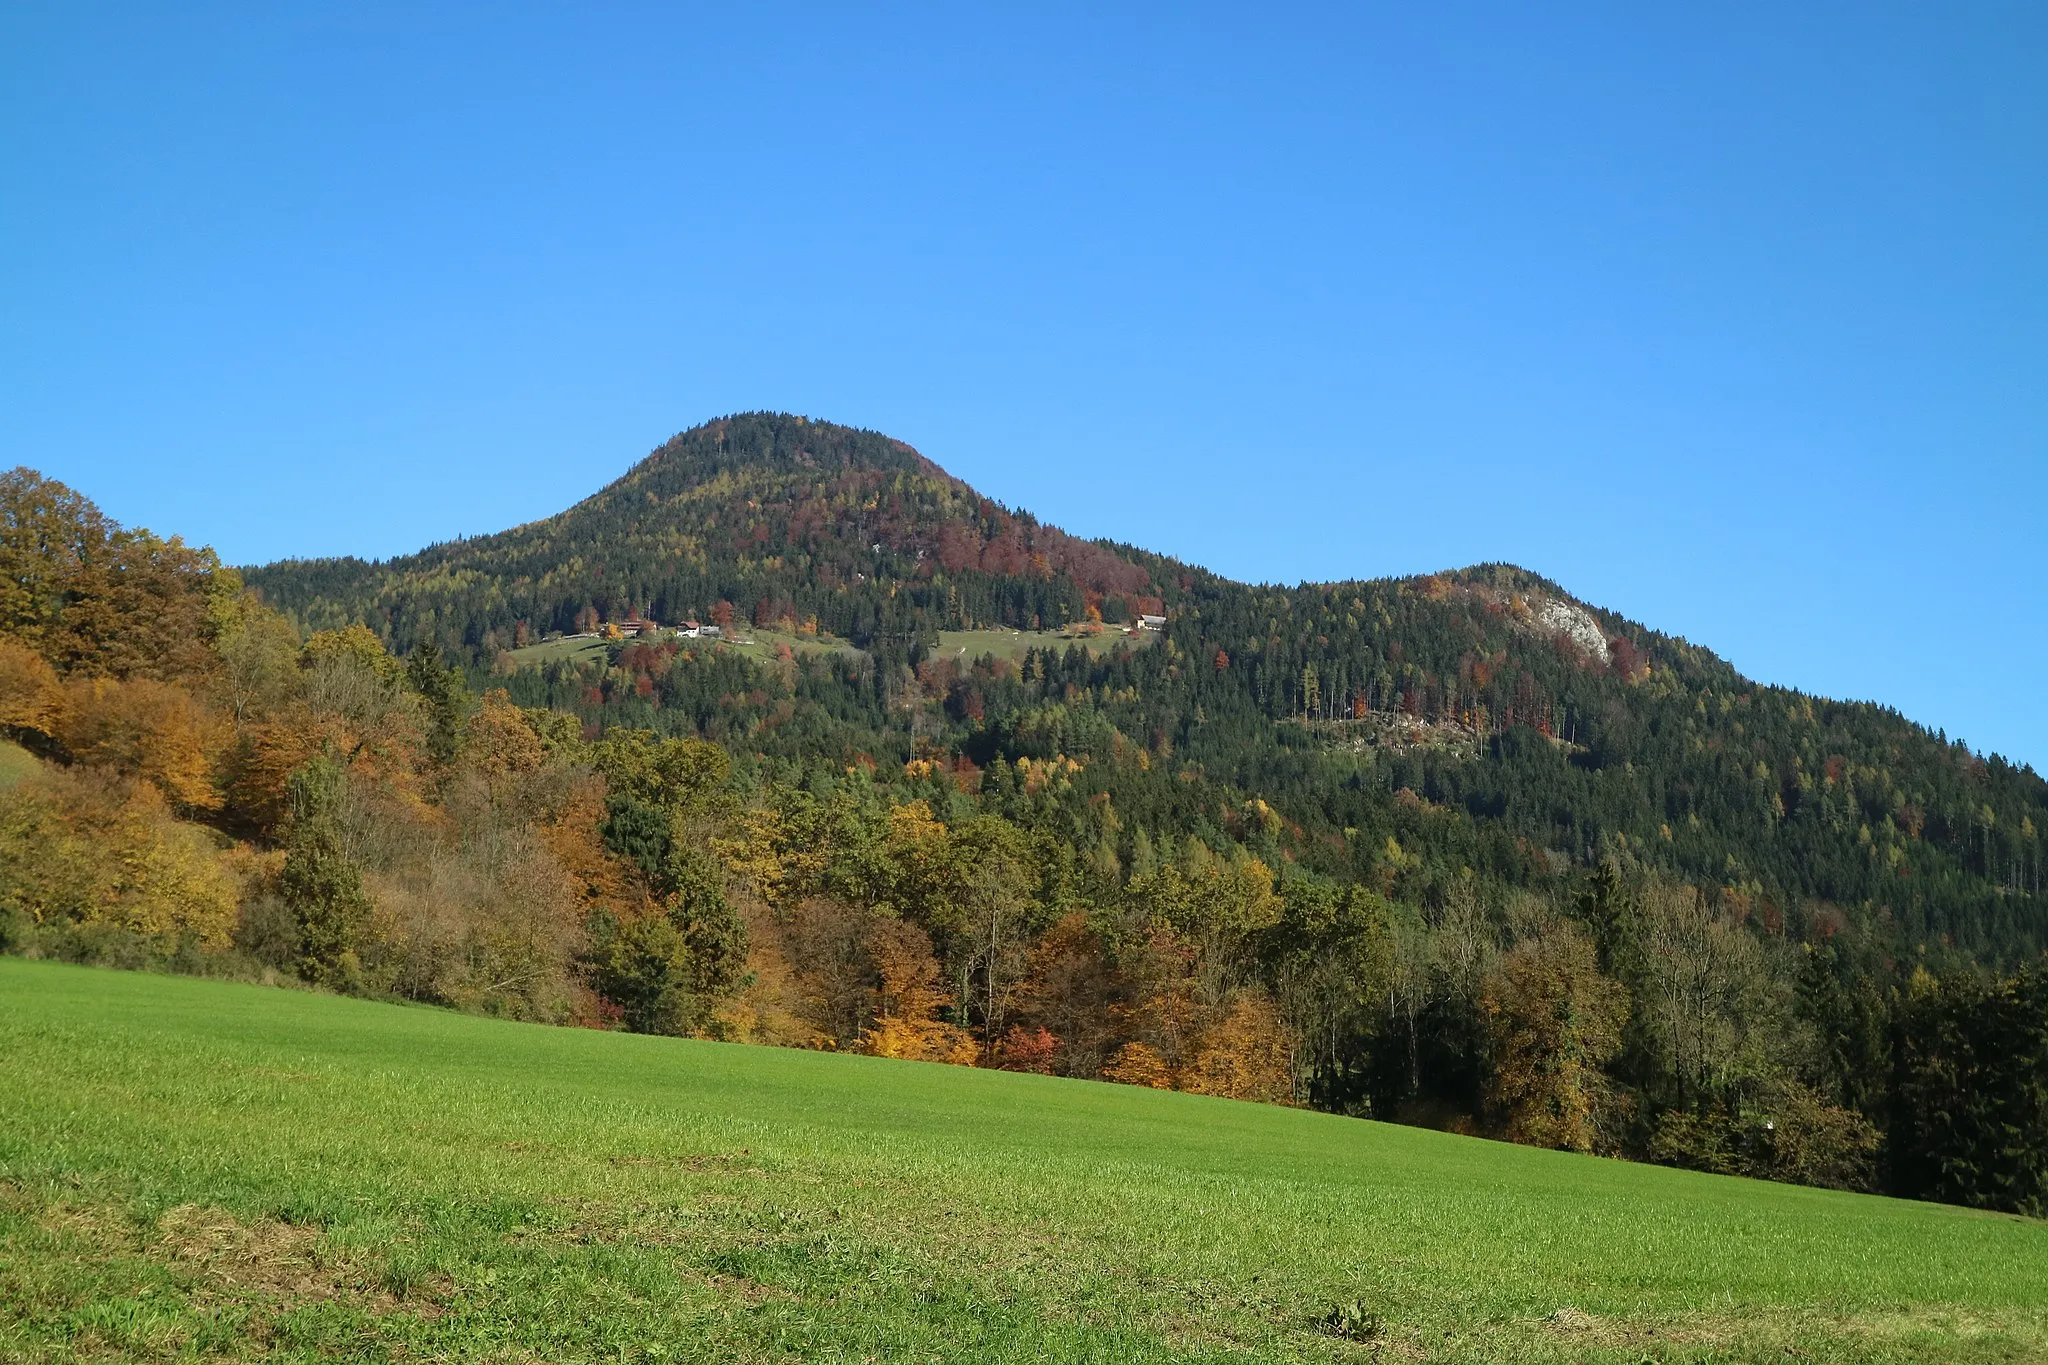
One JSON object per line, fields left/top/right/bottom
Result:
{"left": 0, "top": 768, "right": 241, "bottom": 948}
{"left": 860, "top": 917, "right": 978, "bottom": 1065}
{"left": 711, "top": 804, "right": 803, "bottom": 906}
{"left": 464, "top": 689, "right": 544, "bottom": 782}
{"left": 882, "top": 799, "right": 953, "bottom": 906}
{"left": 54, "top": 675, "right": 224, "bottom": 810}
{"left": 210, "top": 591, "right": 302, "bottom": 722}
{"left": 301, "top": 624, "right": 403, "bottom": 685}
{"left": 1181, "top": 991, "right": 1296, "bottom": 1104}
{"left": 710, "top": 899, "right": 820, "bottom": 1048}
{"left": 0, "top": 638, "right": 61, "bottom": 735}
{"left": 1103, "top": 1041, "right": 1173, "bottom": 1089}
{"left": 1481, "top": 926, "right": 1628, "bottom": 1152}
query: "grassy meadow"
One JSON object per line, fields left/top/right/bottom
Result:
{"left": 501, "top": 635, "right": 614, "bottom": 669}
{"left": 722, "top": 626, "right": 864, "bottom": 661}
{"left": 933, "top": 626, "right": 1153, "bottom": 664}
{"left": 503, "top": 626, "right": 868, "bottom": 673}
{"left": 1, "top": 958, "right": 2042, "bottom": 1364}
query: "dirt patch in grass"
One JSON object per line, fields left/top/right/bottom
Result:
{"left": 607, "top": 1149, "right": 772, "bottom": 1178}
{"left": 154, "top": 1203, "right": 416, "bottom": 1310}
{"left": 701, "top": 1271, "right": 800, "bottom": 1306}
{"left": 1528, "top": 1299, "right": 2048, "bottom": 1360}
{"left": 7, "top": 1187, "right": 453, "bottom": 1358}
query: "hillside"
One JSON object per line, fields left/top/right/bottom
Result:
{"left": 5, "top": 959, "right": 2044, "bottom": 1364}
{"left": 248, "top": 413, "right": 1161, "bottom": 651}
{"left": 247, "top": 413, "right": 2048, "bottom": 966}
{"left": 5, "top": 425, "right": 2045, "bottom": 1218}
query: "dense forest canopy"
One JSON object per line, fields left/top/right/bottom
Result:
{"left": 249, "top": 413, "right": 2048, "bottom": 965}
{"left": 7, "top": 415, "right": 2047, "bottom": 1216}
{"left": 249, "top": 413, "right": 1157, "bottom": 654}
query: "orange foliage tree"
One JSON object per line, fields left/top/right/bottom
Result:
{"left": 861, "top": 917, "right": 978, "bottom": 1065}
{"left": 54, "top": 676, "right": 225, "bottom": 811}
{"left": 1180, "top": 992, "right": 1296, "bottom": 1104}
{"left": 0, "top": 638, "right": 60, "bottom": 736}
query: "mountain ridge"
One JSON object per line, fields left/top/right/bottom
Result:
{"left": 249, "top": 412, "right": 1160, "bottom": 648}
{"left": 248, "top": 412, "right": 1717, "bottom": 686}
{"left": 247, "top": 412, "right": 2045, "bottom": 970}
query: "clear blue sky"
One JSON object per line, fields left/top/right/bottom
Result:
{"left": 3, "top": 4, "right": 2043, "bottom": 768}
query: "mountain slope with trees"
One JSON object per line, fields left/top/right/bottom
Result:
{"left": 5, "top": 414, "right": 2045, "bottom": 1216}
{"left": 249, "top": 413, "right": 2048, "bottom": 966}
{"left": 249, "top": 412, "right": 1160, "bottom": 654}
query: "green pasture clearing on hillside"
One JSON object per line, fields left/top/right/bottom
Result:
{"left": 722, "top": 625, "right": 863, "bottom": 661}
{"left": 934, "top": 625, "right": 1153, "bottom": 664}
{"left": 503, "top": 625, "right": 1141, "bottom": 675}
{"left": 1, "top": 960, "right": 2041, "bottom": 1364}
{"left": 505, "top": 626, "right": 865, "bottom": 674}
{"left": 503, "top": 634, "right": 612, "bottom": 668}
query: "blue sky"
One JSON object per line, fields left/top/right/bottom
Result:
{"left": 3, "top": 3, "right": 2043, "bottom": 767}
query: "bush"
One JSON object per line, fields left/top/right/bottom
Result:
{"left": 1650, "top": 1082, "right": 1878, "bottom": 1191}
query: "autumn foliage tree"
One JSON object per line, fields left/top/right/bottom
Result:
{"left": 54, "top": 676, "right": 225, "bottom": 811}
{"left": 1480, "top": 925, "right": 1627, "bottom": 1152}
{"left": 0, "top": 466, "right": 229, "bottom": 684}
{"left": 861, "top": 916, "right": 978, "bottom": 1064}
{"left": 0, "top": 639, "right": 60, "bottom": 737}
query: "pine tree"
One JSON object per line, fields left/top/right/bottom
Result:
{"left": 406, "top": 642, "right": 470, "bottom": 767}
{"left": 280, "top": 755, "right": 372, "bottom": 988}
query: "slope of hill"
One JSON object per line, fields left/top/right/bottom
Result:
{"left": 247, "top": 413, "right": 2048, "bottom": 966}
{"left": 248, "top": 412, "right": 1161, "bottom": 650}
{"left": 7, "top": 422, "right": 2044, "bottom": 1216}
{"left": 6, "top": 958, "right": 2043, "bottom": 1364}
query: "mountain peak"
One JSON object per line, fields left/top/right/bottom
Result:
{"left": 599, "top": 413, "right": 948, "bottom": 505}
{"left": 249, "top": 412, "right": 1161, "bottom": 643}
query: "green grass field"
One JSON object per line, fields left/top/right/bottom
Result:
{"left": 503, "top": 635, "right": 613, "bottom": 668}
{"left": 2, "top": 960, "right": 2042, "bottom": 1363}
{"left": 721, "top": 626, "right": 864, "bottom": 661}
{"left": 933, "top": 626, "right": 1153, "bottom": 665}
{"left": 504, "top": 627, "right": 866, "bottom": 673}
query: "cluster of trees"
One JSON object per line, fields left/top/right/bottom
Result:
{"left": 0, "top": 468, "right": 1296, "bottom": 1104}
{"left": 10, "top": 438, "right": 2048, "bottom": 1218}
{"left": 489, "top": 627, "right": 2047, "bottom": 1209}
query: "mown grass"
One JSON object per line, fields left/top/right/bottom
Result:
{"left": 503, "top": 635, "right": 613, "bottom": 668}
{"left": 933, "top": 627, "right": 1152, "bottom": 665}
{"left": 1, "top": 959, "right": 2042, "bottom": 1363}
{"left": 722, "top": 627, "right": 863, "bottom": 661}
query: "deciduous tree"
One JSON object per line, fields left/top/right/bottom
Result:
{"left": 1481, "top": 925, "right": 1627, "bottom": 1152}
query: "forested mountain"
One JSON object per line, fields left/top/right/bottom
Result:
{"left": 250, "top": 413, "right": 2047, "bottom": 965}
{"left": 250, "top": 413, "right": 1157, "bottom": 652}
{"left": 8, "top": 416, "right": 2046, "bottom": 1216}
